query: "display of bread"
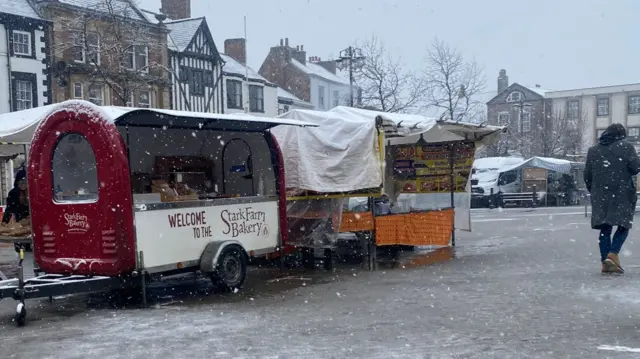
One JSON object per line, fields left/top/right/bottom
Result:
{"left": 0, "top": 216, "right": 32, "bottom": 237}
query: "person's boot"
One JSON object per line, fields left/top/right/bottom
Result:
{"left": 604, "top": 253, "right": 624, "bottom": 274}
{"left": 602, "top": 262, "right": 610, "bottom": 274}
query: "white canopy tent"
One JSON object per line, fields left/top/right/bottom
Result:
{"left": 499, "top": 156, "right": 584, "bottom": 175}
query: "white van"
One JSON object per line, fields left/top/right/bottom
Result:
{"left": 471, "top": 157, "right": 524, "bottom": 206}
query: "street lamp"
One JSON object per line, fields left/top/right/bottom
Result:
{"left": 336, "top": 46, "right": 365, "bottom": 107}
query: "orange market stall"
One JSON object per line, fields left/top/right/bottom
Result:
{"left": 273, "top": 107, "right": 504, "bottom": 269}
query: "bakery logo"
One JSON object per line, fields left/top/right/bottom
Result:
{"left": 221, "top": 207, "right": 270, "bottom": 238}
{"left": 64, "top": 213, "right": 90, "bottom": 233}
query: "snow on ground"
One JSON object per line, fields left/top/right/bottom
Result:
{"left": 2, "top": 206, "right": 640, "bottom": 358}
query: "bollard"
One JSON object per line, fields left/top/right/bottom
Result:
{"left": 489, "top": 188, "right": 494, "bottom": 209}
{"left": 532, "top": 184, "right": 537, "bottom": 208}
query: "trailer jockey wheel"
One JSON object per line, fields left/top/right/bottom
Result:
{"left": 211, "top": 245, "right": 247, "bottom": 292}
{"left": 14, "top": 302, "right": 26, "bottom": 327}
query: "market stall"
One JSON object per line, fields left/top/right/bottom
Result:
{"left": 274, "top": 106, "right": 503, "bottom": 269}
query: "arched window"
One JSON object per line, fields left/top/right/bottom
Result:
{"left": 506, "top": 91, "right": 523, "bottom": 103}
{"left": 51, "top": 133, "right": 99, "bottom": 202}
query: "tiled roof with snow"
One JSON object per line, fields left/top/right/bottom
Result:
{"left": 58, "top": 0, "right": 148, "bottom": 22}
{"left": 0, "top": 0, "right": 40, "bottom": 19}
{"left": 291, "top": 59, "right": 350, "bottom": 85}
{"left": 220, "top": 53, "right": 269, "bottom": 83}
{"left": 526, "top": 86, "right": 551, "bottom": 97}
{"left": 165, "top": 18, "right": 203, "bottom": 52}
{"left": 277, "top": 87, "right": 313, "bottom": 106}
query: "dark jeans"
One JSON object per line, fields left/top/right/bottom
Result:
{"left": 599, "top": 225, "right": 629, "bottom": 262}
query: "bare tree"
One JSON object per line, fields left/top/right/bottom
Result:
{"left": 353, "top": 36, "right": 427, "bottom": 113}
{"left": 539, "top": 111, "right": 589, "bottom": 158}
{"left": 424, "top": 38, "right": 486, "bottom": 122}
{"left": 51, "top": 0, "right": 169, "bottom": 105}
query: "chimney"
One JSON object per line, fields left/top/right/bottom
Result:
{"left": 316, "top": 60, "right": 336, "bottom": 75}
{"left": 285, "top": 38, "right": 289, "bottom": 47}
{"left": 280, "top": 39, "right": 283, "bottom": 46}
{"left": 224, "top": 38, "right": 246, "bottom": 65}
{"left": 160, "top": 0, "right": 190, "bottom": 20}
{"left": 290, "top": 42, "right": 306, "bottom": 65}
{"left": 497, "top": 69, "right": 508, "bottom": 94}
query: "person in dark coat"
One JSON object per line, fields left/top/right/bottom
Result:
{"left": 584, "top": 123, "right": 640, "bottom": 274}
{"left": 2, "top": 170, "right": 29, "bottom": 224}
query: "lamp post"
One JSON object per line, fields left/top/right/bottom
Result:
{"left": 336, "top": 46, "right": 365, "bottom": 107}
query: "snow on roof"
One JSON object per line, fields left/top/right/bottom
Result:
{"left": 526, "top": 86, "right": 551, "bottom": 97}
{"left": 0, "top": 0, "right": 40, "bottom": 19}
{"left": 59, "top": 0, "right": 148, "bottom": 22}
{"left": 291, "top": 59, "right": 350, "bottom": 85}
{"left": 277, "top": 87, "right": 313, "bottom": 107}
{"left": 220, "top": 54, "right": 268, "bottom": 82}
{"left": 473, "top": 157, "right": 525, "bottom": 170}
{"left": 165, "top": 17, "right": 203, "bottom": 52}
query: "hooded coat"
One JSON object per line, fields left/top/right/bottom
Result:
{"left": 584, "top": 123, "right": 640, "bottom": 229}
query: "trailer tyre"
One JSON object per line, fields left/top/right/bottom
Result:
{"left": 14, "top": 303, "right": 26, "bottom": 327}
{"left": 210, "top": 245, "right": 247, "bottom": 292}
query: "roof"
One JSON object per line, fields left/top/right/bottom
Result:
{"left": 220, "top": 54, "right": 269, "bottom": 83}
{"left": 58, "top": 0, "right": 148, "bottom": 22}
{"left": 291, "top": 59, "right": 350, "bottom": 85}
{"left": 0, "top": 100, "right": 317, "bottom": 156}
{"left": 0, "top": 0, "right": 40, "bottom": 19}
{"left": 277, "top": 87, "right": 313, "bottom": 107}
{"left": 545, "top": 82, "right": 640, "bottom": 98}
{"left": 525, "top": 86, "right": 551, "bottom": 97}
{"left": 486, "top": 83, "right": 546, "bottom": 105}
{"left": 165, "top": 17, "right": 203, "bottom": 52}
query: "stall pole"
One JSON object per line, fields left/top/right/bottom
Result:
{"left": 449, "top": 144, "right": 456, "bottom": 247}
{"left": 367, "top": 196, "right": 377, "bottom": 270}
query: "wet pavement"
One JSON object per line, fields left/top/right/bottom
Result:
{"left": 2, "top": 206, "right": 640, "bottom": 358}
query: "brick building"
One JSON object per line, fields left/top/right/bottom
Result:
{"left": 486, "top": 70, "right": 552, "bottom": 157}
{"left": 32, "top": 0, "right": 171, "bottom": 108}
{"left": 259, "top": 38, "right": 351, "bottom": 110}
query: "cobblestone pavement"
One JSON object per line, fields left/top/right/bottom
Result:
{"left": 2, "top": 206, "right": 640, "bottom": 358}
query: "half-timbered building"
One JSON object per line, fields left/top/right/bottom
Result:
{"left": 164, "top": 17, "right": 223, "bottom": 113}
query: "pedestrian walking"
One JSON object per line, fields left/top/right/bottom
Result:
{"left": 584, "top": 123, "right": 640, "bottom": 274}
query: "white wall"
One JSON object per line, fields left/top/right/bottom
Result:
{"left": 0, "top": 24, "right": 48, "bottom": 113}
{"left": 309, "top": 76, "right": 350, "bottom": 111}
{"left": 222, "top": 75, "right": 278, "bottom": 117}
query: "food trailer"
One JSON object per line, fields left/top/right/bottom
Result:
{"left": 0, "top": 100, "right": 314, "bottom": 326}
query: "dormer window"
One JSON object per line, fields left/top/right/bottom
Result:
{"left": 506, "top": 91, "right": 523, "bottom": 103}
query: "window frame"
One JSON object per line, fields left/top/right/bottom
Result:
{"left": 125, "top": 45, "right": 149, "bottom": 72}
{"left": 15, "top": 80, "right": 33, "bottom": 110}
{"left": 519, "top": 108, "right": 531, "bottom": 133}
{"left": 628, "top": 127, "right": 640, "bottom": 138}
{"left": 52, "top": 133, "right": 100, "bottom": 203}
{"left": 596, "top": 97, "right": 609, "bottom": 117}
{"left": 497, "top": 111, "right": 509, "bottom": 125}
{"left": 249, "top": 84, "right": 264, "bottom": 113}
{"left": 318, "top": 85, "right": 325, "bottom": 109}
{"left": 191, "top": 69, "right": 205, "bottom": 96}
{"left": 11, "top": 72, "right": 37, "bottom": 111}
{"left": 567, "top": 100, "right": 580, "bottom": 119}
{"left": 506, "top": 91, "right": 523, "bottom": 103}
{"left": 629, "top": 95, "right": 640, "bottom": 115}
{"left": 73, "top": 82, "right": 84, "bottom": 99}
{"left": 226, "top": 79, "right": 243, "bottom": 109}
{"left": 12, "top": 30, "right": 32, "bottom": 57}
{"left": 88, "top": 84, "right": 104, "bottom": 106}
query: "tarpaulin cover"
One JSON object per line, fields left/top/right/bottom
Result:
{"left": 499, "top": 156, "right": 582, "bottom": 175}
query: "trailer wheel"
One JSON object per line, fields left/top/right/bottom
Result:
{"left": 14, "top": 303, "right": 26, "bottom": 327}
{"left": 210, "top": 245, "right": 247, "bottom": 292}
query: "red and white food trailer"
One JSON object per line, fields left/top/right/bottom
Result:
{"left": 0, "top": 100, "right": 314, "bottom": 325}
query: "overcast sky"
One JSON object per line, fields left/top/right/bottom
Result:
{"left": 140, "top": 0, "right": 639, "bottom": 98}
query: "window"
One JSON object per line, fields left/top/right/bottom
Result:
{"left": 519, "top": 110, "right": 531, "bottom": 133}
{"left": 498, "top": 170, "right": 517, "bottom": 186}
{"left": 497, "top": 112, "right": 509, "bottom": 125}
{"left": 567, "top": 100, "right": 579, "bottom": 119}
{"left": 88, "top": 84, "right": 103, "bottom": 105}
{"left": 278, "top": 105, "right": 290, "bottom": 115}
{"left": 86, "top": 32, "right": 100, "bottom": 65}
{"left": 629, "top": 95, "right": 640, "bottom": 114}
{"left": 127, "top": 90, "right": 151, "bottom": 108}
{"left": 15, "top": 80, "right": 32, "bottom": 110}
{"left": 506, "top": 91, "right": 523, "bottom": 103}
{"left": 12, "top": 30, "right": 31, "bottom": 56}
{"left": 318, "top": 85, "right": 325, "bottom": 109}
{"left": 72, "top": 32, "right": 85, "bottom": 62}
{"left": 125, "top": 45, "right": 149, "bottom": 72}
{"left": 597, "top": 97, "right": 609, "bottom": 117}
{"left": 249, "top": 85, "right": 264, "bottom": 113}
{"left": 179, "top": 66, "right": 188, "bottom": 82}
{"left": 191, "top": 70, "right": 205, "bottom": 96}
{"left": 73, "top": 83, "right": 83, "bottom": 99}
{"left": 52, "top": 133, "right": 99, "bottom": 202}
{"left": 628, "top": 127, "right": 640, "bottom": 138}
{"left": 333, "top": 90, "right": 339, "bottom": 107}
{"left": 226, "top": 80, "right": 242, "bottom": 109}
{"left": 71, "top": 32, "right": 99, "bottom": 64}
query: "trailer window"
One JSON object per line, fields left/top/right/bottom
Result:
{"left": 52, "top": 133, "right": 99, "bottom": 202}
